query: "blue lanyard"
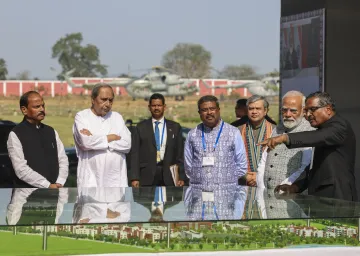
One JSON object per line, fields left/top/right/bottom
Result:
{"left": 201, "top": 202, "right": 219, "bottom": 221}
{"left": 161, "top": 121, "right": 166, "bottom": 148}
{"left": 201, "top": 121, "right": 224, "bottom": 152}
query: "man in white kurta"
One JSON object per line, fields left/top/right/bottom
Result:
{"left": 73, "top": 84, "right": 131, "bottom": 187}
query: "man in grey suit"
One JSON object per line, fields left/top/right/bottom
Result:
{"left": 260, "top": 91, "right": 357, "bottom": 201}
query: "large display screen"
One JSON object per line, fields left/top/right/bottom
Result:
{"left": 280, "top": 9, "right": 325, "bottom": 98}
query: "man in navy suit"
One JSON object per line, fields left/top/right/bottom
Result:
{"left": 130, "top": 93, "right": 185, "bottom": 187}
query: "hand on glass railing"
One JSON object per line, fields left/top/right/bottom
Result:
{"left": 177, "top": 180, "right": 185, "bottom": 186}
{"left": 131, "top": 180, "right": 140, "bottom": 187}
{"left": 274, "top": 184, "right": 299, "bottom": 194}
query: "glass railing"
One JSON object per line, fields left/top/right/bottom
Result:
{"left": 2, "top": 186, "right": 360, "bottom": 225}
{"left": 1, "top": 186, "right": 360, "bottom": 253}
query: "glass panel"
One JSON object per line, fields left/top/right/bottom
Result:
{"left": 1, "top": 186, "right": 360, "bottom": 227}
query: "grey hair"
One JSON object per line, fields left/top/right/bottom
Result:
{"left": 306, "top": 91, "right": 336, "bottom": 111}
{"left": 246, "top": 95, "right": 269, "bottom": 109}
{"left": 91, "top": 83, "right": 114, "bottom": 99}
{"left": 282, "top": 90, "right": 306, "bottom": 106}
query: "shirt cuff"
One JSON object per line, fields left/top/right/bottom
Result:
{"left": 41, "top": 180, "right": 51, "bottom": 188}
{"left": 56, "top": 177, "right": 67, "bottom": 185}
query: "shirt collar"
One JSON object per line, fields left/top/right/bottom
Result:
{"left": 203, "top": 119, "right": 223, "bottom": 132}
{"left": 152, "top": 116, "right": 165, "bottom": 124}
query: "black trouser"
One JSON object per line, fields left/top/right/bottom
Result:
{"left": 152, "top": 165, "right": 165, "bottom": 186}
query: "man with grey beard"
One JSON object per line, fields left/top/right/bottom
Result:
{"left": 247, "top": 90, "right": 315, "bottom": 189}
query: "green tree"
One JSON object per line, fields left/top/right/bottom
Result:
{"left": 267, "top": 68, "right": 280, "bottom": 77}
{"left": 52, "top": 32, "right": 108, "bottom": 79}
{"left": 220, "top": 64, "right": 258, "bottom": 79}
{"left": 16, "top": 70, "right": 31, "bottom": 80}
{"left": 161, "top": 43, "right": 211, "bottom": 78}
{"left": 0, "top": 58, "right": 8, "bottom": 79}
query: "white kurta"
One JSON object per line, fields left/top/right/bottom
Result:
{"left": 73, "top": 109, "right": 131, "bottom": 187}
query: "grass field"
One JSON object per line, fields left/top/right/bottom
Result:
{"left": 0, "top": 95, "right": 279, "bottom": 147}
{"left": 242, "top": 219, "right": 327, "bottom": 229}
{"left": 0, "top": 232, "right": 153, "bottom": 256}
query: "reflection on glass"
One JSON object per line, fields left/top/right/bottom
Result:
{"left": 132, "top": 186, "right": 185, "bottom": 223}
{"left": 184, "top": 185, "right": 247, "bottom": 221}
{"left": 6, "top": 188, "right": 68, "bottom": 225}
{"left": 72, "top": 187, "right": 130, "bottom": 224}
{"left": 3, "top": 185, "right": 360, "bottom": 226}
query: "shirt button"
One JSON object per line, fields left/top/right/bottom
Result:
{"left": 268, "top": 178, "right": 271, "bottom": 181}
{"left": 270, "top": 165, "right": 273, "bottom": 168}
{"left": 274, "top": 153, "right": 278, "bottom": 156}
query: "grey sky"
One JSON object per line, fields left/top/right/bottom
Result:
{"left": 0, "top": 0, "right": 280, "bottom": 79}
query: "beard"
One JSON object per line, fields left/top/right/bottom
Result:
{"left": 283, "top": 117, "right": 302, "bottom": 129}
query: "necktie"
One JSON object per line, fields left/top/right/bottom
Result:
{"left": 155, "top": 121, "right": 160, "bottom": 151}
{"left": 155, "top": 121, "right": 161, "bottom": 162}
{"left": 154, "top": 187, "right": 161, "bottom": 206}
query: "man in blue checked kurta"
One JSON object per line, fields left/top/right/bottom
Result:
{"left": 184, "top": 95, "right": 248, "bottom": 220}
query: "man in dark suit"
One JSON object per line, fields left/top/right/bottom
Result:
{"left": 231, "top": 99, "right": 248, "bottom": 127}
{"left": 130, "top": 93, "right": 185, "bottom": 187}
{"left": 259, "top": 91, "right": 357, "bottom": 201}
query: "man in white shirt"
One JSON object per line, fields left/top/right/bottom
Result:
{"left": 7, "top": 91, "right": 68, "bottom": 188}
{"left": 73, "top": 84, "right": 131, "bottom": 187}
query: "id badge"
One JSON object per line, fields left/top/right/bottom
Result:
{"left": 202, "top": 156, "right": 214, "bottom": 166}
{"left": 202, "top": 192, "right": 215, "bottom": 202}
{"left": 156, "top": 151, "right": 161, "bottom": 162}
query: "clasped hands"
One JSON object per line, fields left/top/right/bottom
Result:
{"left": 80, "top": 128, "right": 121, "bottom": 142}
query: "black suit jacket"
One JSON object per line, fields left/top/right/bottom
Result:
{"left": 288, "top": 114, "right": 357, "bottom": 201}
{"left": 130, "top": 118, "right": 185, "bottom": 186}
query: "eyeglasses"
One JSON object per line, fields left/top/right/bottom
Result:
{"left": 304, "top": 106, "right": 325, "bottom": 114}
{"left": 199, "top": 107, "right": 218, "bottom": 113}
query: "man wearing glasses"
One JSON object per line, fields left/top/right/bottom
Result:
{"left": 259, "top": 91, "right": 357, "bottom": 201}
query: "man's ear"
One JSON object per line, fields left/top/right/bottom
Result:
{"left": 20, "top": 106, "right": 27, "bottom": 115}
{"left": 325, "top": 105, "right": 332, "bottom": 116}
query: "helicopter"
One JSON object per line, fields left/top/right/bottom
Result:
{"left": 62, "top": 66, "right": 199, "bottom": 101}
{"left": 200, "top": 76, "right": 279, "bottom": 97}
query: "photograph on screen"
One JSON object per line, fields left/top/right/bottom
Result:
{"left": 280, "top": 9, "right": 325, "bottom": 98}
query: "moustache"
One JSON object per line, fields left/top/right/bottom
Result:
{"left": 283, "top": 118, "right": 295, "bottom": 122}
{"left": 38, "top": 112, "right": 45, "bottom": 116}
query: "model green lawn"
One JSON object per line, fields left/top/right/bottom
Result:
{"left": 0, "top": 232, "right": 153, "bottom": 256}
